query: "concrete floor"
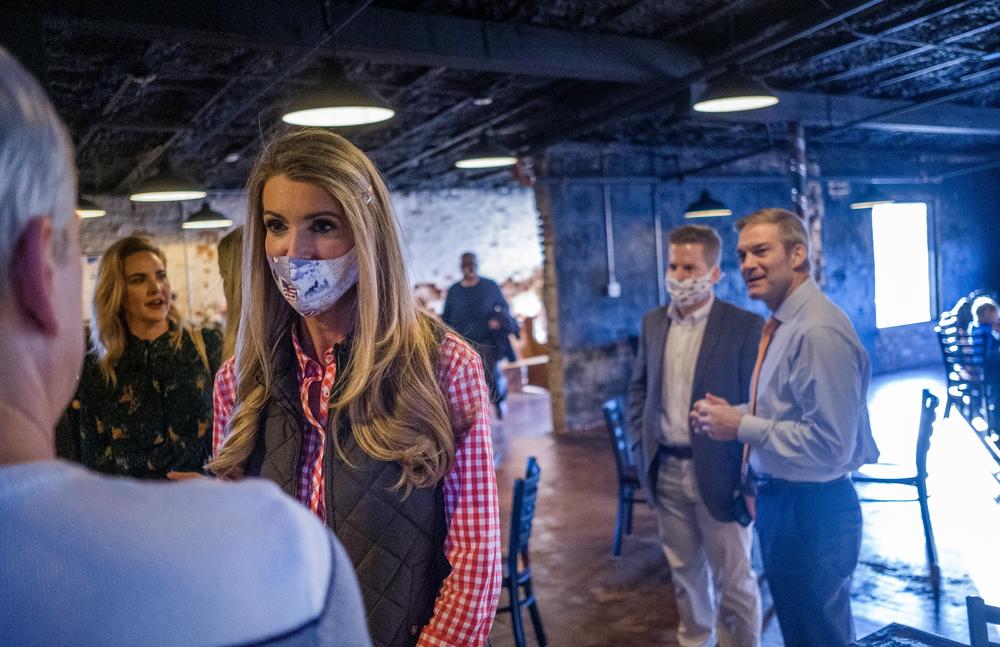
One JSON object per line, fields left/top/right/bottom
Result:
{"left": 488, "top": 367, "right": 1000, "bottom": 646}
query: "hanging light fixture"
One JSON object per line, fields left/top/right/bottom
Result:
{"left": 75, "top": 197, "right": 106, "bottom": 219}
{"left": 282, "top": 60, "right": 395, "bottom": 127}
{"left": 692, "top": 68, "right": 779, "bottom": 113}
{"left": 181, "top": 202, "right": 233, "bottom": 230}
{"left": 684, "top": 190, "right": 733, "bottom": 218}
{"left": 850, "top": 185, "right": 895, "bottom": 210}
{"left": 455, "top": 135, "right": 517, "bottom": 169}
{"left": 129, "top": 165, "right": 206, "bottom": 202}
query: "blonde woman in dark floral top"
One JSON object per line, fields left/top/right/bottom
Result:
{"left": 68, "top": 235, "right": 221, "bottom": 478}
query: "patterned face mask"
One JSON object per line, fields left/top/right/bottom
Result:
{"left": 267, "top": 247, "right": 359, "bottom": 318}
{"left": 665, "top": 270, "right": 717, "bottom": 309}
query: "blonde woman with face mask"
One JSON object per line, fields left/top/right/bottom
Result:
{"left": 70, "top": 235, "right": 222, "bottom": 478}
{"left": 208, "top": 129, "right": 501, "bottom": 647}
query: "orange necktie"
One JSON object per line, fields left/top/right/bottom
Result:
{"left": 739, "top": 316, "right": 780, "bottom": 520}
{"left": 750, "top": 317, "right": 780, "bottom": 415}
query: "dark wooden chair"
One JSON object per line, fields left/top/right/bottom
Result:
{"left": 936, "top": 315, "right": 1000, "bottom": 464}
{"left": 967, "top": 595, "right": 1000, "bottom": 646}
{"left": 497, "top": 456, "right": 547, "bottom": 647}
{"left": 936, "top": 314, "right": 989, "bottom": 421}
{"left": 602, "top": 398, "right": 646, "bottom": 557}
{"left": 854, "top": 389, "right": 941, "bottom": 590}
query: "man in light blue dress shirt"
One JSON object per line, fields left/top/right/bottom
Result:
{"left": 691, "top": 208, "right": 879, "bottom": 646}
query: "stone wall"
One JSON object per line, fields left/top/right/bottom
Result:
{"left": 540, "top": 142, "right": 1000, "bottom": 432}
{"left": 874, "top": 323, "right": 941, "bottom": 373}
{"left": 541, "top": 143, "right": 787, "bottom": 431}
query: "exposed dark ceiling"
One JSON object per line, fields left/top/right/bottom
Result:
{"left": 3, "top": 0, "right": 1000, "bottom": 193}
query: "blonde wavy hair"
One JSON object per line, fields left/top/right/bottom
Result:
{"left": 217, "top": 226, "right": 243, "bottom": 362}
{"left": 208, "top": 129, "right": 456, "bottom": 492}
{"left": 90, "top": 235, "right": 208, "bottom": 384}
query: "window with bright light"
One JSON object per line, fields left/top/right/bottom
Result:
{"left": 872, "top": 202, "right": 932, "bottom": 329}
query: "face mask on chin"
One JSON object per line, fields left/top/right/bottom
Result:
{"left": 268, "top": 247, "right": 360, "bottom": 318}
{"left": 665, "top": 270, "right": 718, "bottom": 310}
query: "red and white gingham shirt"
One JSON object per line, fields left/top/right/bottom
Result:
{"left": 213, "top": 329, "right": 501, "bottom": 646}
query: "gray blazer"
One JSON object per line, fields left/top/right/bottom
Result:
{"left": 627, "top": 298, "right": 763, "bottom": 522}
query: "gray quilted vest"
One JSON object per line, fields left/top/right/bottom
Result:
{"left": 246, "top": 334, "right": 450, "bottom": 647}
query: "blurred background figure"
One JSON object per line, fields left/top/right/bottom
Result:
{"left": 413, "top": 281, "right": 445, "bottom": 319}
{"left": 970, "top": 295, "right": 1000, "bottom": 338}
{"left": 65, "top": 235, "right": 222, "bottom": 477}
{"left": 217, "top": 226, "right": 243, "bottom": 361}
{"left": 442, "top": 251, "right": 519, "bottom": 418}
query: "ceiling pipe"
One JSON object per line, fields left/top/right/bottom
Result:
{"left": 113, "top": 63, "right": 253, "bottom": 193}
{"left": 763, "top": 0, "right": 978, "bottom": 81}
{"left": 535, "top": 174, "right": 938, "bottom": 186}
{"left": 112, "top": 0, "right": 374, "bottom": 194}
{"left": 601, "top": 151, "right": 620, "bottom": 299}
{"left": 930, "top": 157, "right": 1000, "bottom": 182}
{"left": 530, "top": 0, "right": 887, "bottom": 151}
{"left": 660, "top": 75, "right": 1000, "bottom": 181}
{"left": 383, "top": 80, "right": 576, "bottom": 178}
{"left": 788, "top": 121, "right": 807, "bottom": 219}
{"left": 804, "top": 17, "right": 995, "bottom": 90}
{"left": 652, "top": 185, "right": 666, "bottom": 306}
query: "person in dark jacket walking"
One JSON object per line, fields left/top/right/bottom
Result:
{"left": 442, "top": 252, "right": 519, "bottom": 418}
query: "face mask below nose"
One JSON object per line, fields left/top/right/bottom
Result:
{"left": 665, "top": 270, "right": 717, "bottom": 309}
{"left": 267, "top": 247, "right": 359, "bottom": 318}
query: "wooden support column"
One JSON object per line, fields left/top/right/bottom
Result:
{"left": 788, "top": 121, "right": 826, "bottom": 286}
{"left": 533, "top": 153, "right": 568, "bottom": 435}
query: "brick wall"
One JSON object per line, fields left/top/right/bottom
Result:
{"left": 80, "top": 187, "right": 544, "bottom": 324}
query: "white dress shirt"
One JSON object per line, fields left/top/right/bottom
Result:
{"left": 660, "top": 295, "right": 714, "bottom": 446}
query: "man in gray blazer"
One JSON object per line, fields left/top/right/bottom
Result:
{"left": 628, "top": 224, "right": 764, "bottom": 647}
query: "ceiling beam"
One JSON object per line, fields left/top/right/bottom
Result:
{"left": 802, "top": 16, "right": 999, "bottom": 88}
{"left": 527, "top": 0, "right": 887, "bottom": 150}
{"left": 693, "top": 89, "right": 1000, "bottom": 137}
{"left": 337, "top": 6, "right": 700, "bottom": 82}
{"left": 656, "top": 75, "right": 1000, "bottom": 182}
{"left": 107, "top": 0, "right": 375, "bottom": 192}
{"left": 15, "top": 0, "right": 701, "bottom": 83}
{"left": 763, "top": 0, "right": 979, "bottom": 80}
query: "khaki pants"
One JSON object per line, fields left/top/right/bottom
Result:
{"left": 653, "top": 456, "right": 761, "bottom": 647}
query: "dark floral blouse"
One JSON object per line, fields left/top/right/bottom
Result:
{"left": 59, "top": 325, "right": 222, "bottom": 478}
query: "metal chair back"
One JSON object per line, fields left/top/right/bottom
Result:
{"left": 967, "top": 595, "right": 1000, "bottom": 647}
{"left": 602, "top": 398, "right": 636, "bottom": 483}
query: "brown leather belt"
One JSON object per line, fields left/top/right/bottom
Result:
{"left": 658, "top": 444, "right": 694, "bottom": 460}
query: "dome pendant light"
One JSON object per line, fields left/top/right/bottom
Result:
{"left": 182, "top": 202, "right": 233, "bottom": 230}
{"left": 684, "top": 190, "right": 733, "bottom": 218}
{"left": 129, "top": 165, "right": 206, "bottom": 202}
{"left": 455, "top": 135, "right": 517, "bottom": 169}
{"left": 693, "top": 68, "right": 779, "bottom": 113}
{"left": 850, "top": 185, "right": 895, "bottom": 210}
{"left": 282, "top": 61, "right": 395, "bottom": 127}
{"left": 76, "top": 196, "right": 106, "bottom": 219}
